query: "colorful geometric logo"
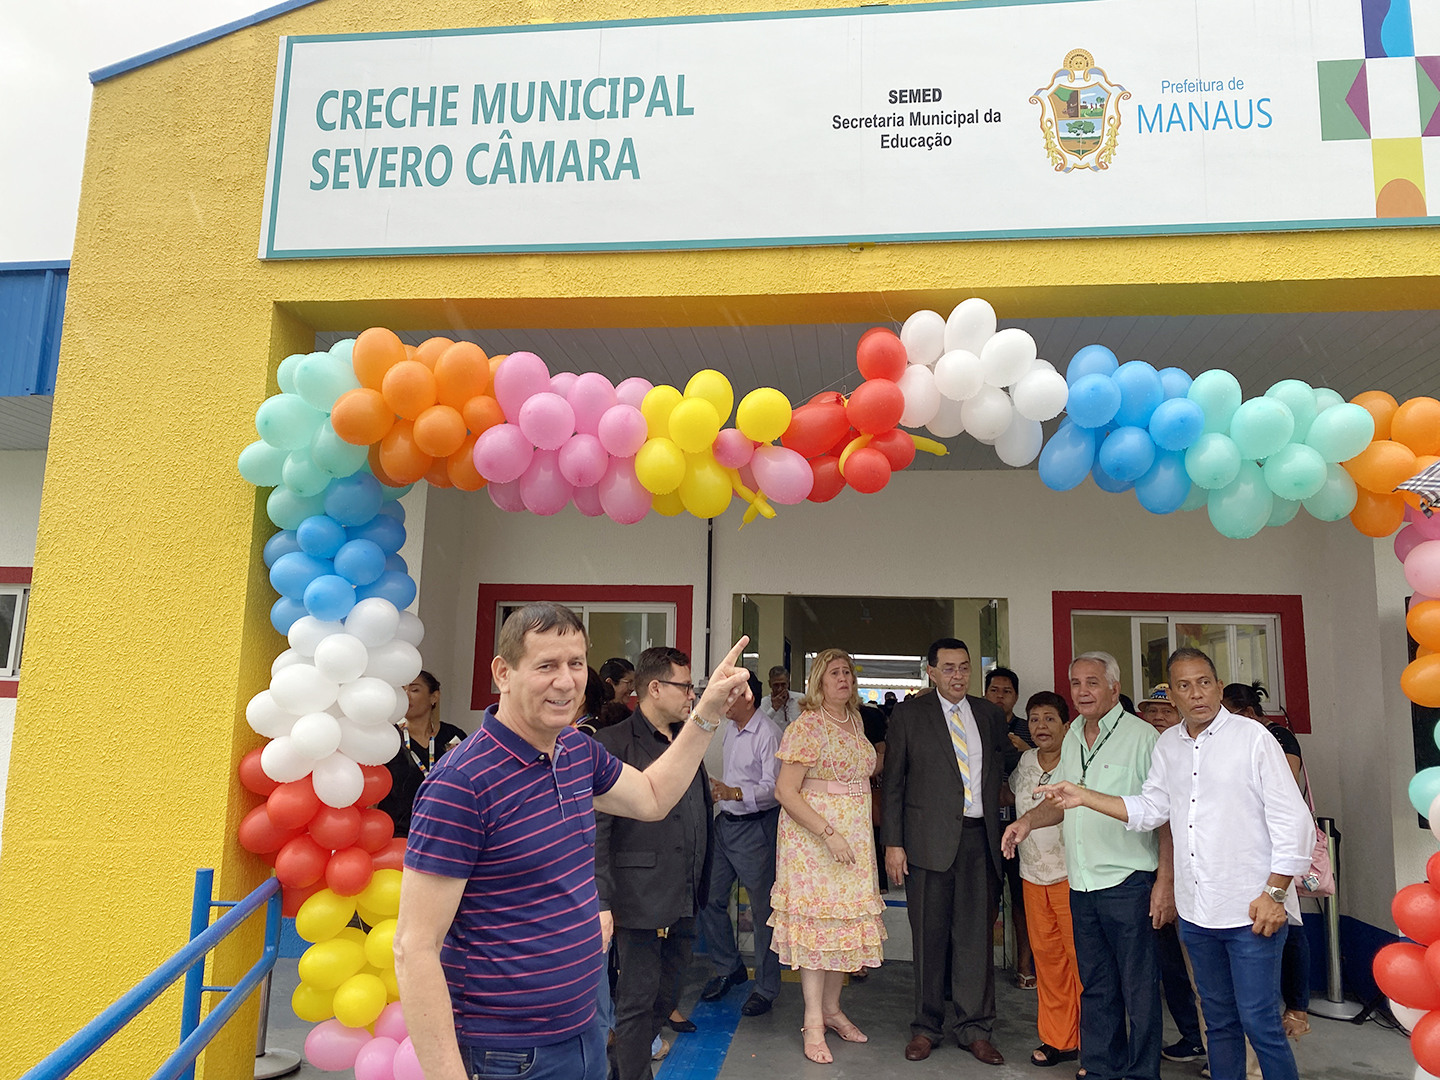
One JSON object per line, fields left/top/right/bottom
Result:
{"left": 1031, "top": 50, "right": 1130, "bottom": 173}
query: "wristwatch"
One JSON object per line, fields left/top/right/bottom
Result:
{"left": 690, "top": 712, "right": 720, "bottom": 732}
{"left": 1262, "top": 885, "right": 1288, "bottom": 905}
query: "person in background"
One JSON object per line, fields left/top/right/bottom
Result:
{"left": 760, "top": 664, "right": 802, "bottom": 730}
{"left": 379, "top": 671, "right": 467, "bottom": 837}
{"left": 599, "top": 657, "right": 637, "bottom": 729}
{"left": 859, "top": 698, "right": 889, "bottom": 901}
{"left": 575, "top": 667, "right": 608, "bottom": 735}
{"left": 882, "top": 690, "right": 899, "bottom": 717}
{"left": 986, "top": 665, "right": 1035, "bottom": 990}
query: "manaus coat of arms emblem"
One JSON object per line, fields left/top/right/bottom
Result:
{"left": 1031, "top": 50, "right": 1130, "bottom": 172}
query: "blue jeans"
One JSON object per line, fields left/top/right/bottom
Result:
{"left": 1179, "top": 919, "right": 1297, "bottom": 1080}
{"left": 460, "top": 1025, "right": 607, "bottom": 1080}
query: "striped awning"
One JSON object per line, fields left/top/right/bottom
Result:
{"left": 1396, "top": 462, "right": 1440, "bottom": 517}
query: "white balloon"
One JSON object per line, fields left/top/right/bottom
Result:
{"left": 394, "top": 611, "right": 426, "bottom": 647}
{"left": 365, "top": 640, "right": 424, "bottom": 686}
{"left": 1391, "top": 1002, "right": 1427, "bottom": 1030}
{"left": 291, "top": 711, "right": 344, "bottom": 759}
{"left": 1012, "top": 369, "right": 1071, "bottom": 422}
{"left": 338, "top": 676, "right": 403, "bottom": 726}
{"left": 260, "top": 735, "right": 315, "bottom": 783}
{"left": 271, "top": 649, "right": 305, "bottom": 677}
{"left": 311, "top": 752, "right": 366, "bottom": 808}
{"left": 269, "top": 663, "right": 340, "bottom": 714}
{"left": 313, "top": 633, "right": 370, "bottom": 684}
{"left": 980, "top": 328, "right": 1038, "bottom": 387}
{"left": 944, "top": 297, "right": 997, "bottom": 356}
{"left": 900, "top": 310, "right": 946, "bottom": 367}
{"left": 1029, "top": 358, "right": 1057, "bottom": 375}
{"left": 926, "top": 395, "right": 967, "bottom": 439}
{"left": 338, "top": 717, "right": 403, "bottom": 766}
{"left": 288, "top": 616, "right": 345, "bottom": 658}
{"left": 346, "top": 597, "right": 401, "bottom": 648}
{"left": 897, "top": 365, "right": 942, "bottom": 428}
{"left": 1415, "top": 1065, "right": 1440, "bottom": 1080}
{"left": 933, "top": 350, "right": 986, "bottom": 402}
{"left": 389, "top": 685, "right": 410, "bottom": 723}
{"left": 994, "top": 414, "right": 1043, "bottom": 466}
{"left": 962, "top": 386, "right": 1015, "bottom": 442}
{"left": 246, "top": 690, "right": 299, "bottom": 739}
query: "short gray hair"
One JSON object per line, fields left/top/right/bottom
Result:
{"left": 768, "top": 665, "right": 789, "bottom": 680}
{"left": 1070, "top": 651, "right": 1121, "bottom": 687}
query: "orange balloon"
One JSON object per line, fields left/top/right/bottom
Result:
{"left": 1408, "top": 601, "right": 1440, "bottom": 653}
{"left": 367, "top": 444, "right": 404, "bottom": 488}
{"left": 1352, "top": 390, "right": 1399, "bottom": 441}
{"left": 1404, "top": 455, "right": 1440, "bottom": 509}
{"left": 435, "top": 342, "right": 491, "bottom": 408}
{"left": 1393, "top": 398, "right": 1440, "bottom": 457}
{"left": 1403, "top": 654, "right": 1440, "bottom": 708}
{"left": 403, "top": 344, "right": 417, "bottom": 360}
{"left": 330, "top": 388, "right": 395, "bottom": 446}
{"left": 1349, "top": 488, "right": 1406, "bottom": 537}
{"left": 413, "top": 336, "right": 455, "bottom": 370}
{"left": 447, "top": 435, "right": 487, "bottom": 491}
{"left": 1343, "top": 439, "right": 1418, "bottom": 492}
{"left": 489, "top": 354, "right": 509, "bottom": 380}
{"left": 351, "top": 328, "right": 407, "bottom": 391}
{"left": 378, "top": 419, "right": 433, "bottom": 484}
{"left": 424, "top": 456, "right": 455, "bottom": 488}
{"left": 1423, "top": 644, "right": 1438, "bottom": 658}
{"left": 412, "top": 404, "right": 468, "bottom": 457}
{"left": 381, "top": 360, "right": 438, "bottom": 421}
{"left": 461, "top": 394, "right": 506, "bottom": 435}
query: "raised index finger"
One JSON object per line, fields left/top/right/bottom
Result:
{"left": 718, "top": 635, "right": 750, "bottom": 672}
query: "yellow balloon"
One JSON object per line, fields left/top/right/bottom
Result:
{"left": 364, "top": 919, "right": 398, "bottom": 969}
{"left": 652, "top": 490, "right": 685, "bottom": 517}
{"left": 355, "top": 901, "right": 386, "bottom": 928}
{"left": 291, "top": 981, "right": 336, "bottom": 1023}
{"left": 334, "top": 927, "right": 369, "bottom": 947}
{"left": 679, "top": 453, "right": 733, "bottom": 519}
{"left": 295, "top": 889, "right": 357, "bottom": 944}
{"left": 685, "top": 369, "right": 735, "bottom": 424}
{"left": 333, "top": 972, "right": 388, "bottom": 1029}
{"left": 358, "top": 869, "right": 402, "bottom": 920}
{"left": 635, "top": 438, "right": 686, "bottom": 494}
{"left": 736, "top": 388, "right": 793, "bottom": 443}
{"left": 297, "top": 939, "right": 366, "bottom": 990}
{"left": 668, "top": 398, "right": 721, "bottom": 454}
{"left": 640, "top": 385, "right": 683, "bottom": 439}
{"left": 382, "top": 966, "right": 401, "bottom": 1001}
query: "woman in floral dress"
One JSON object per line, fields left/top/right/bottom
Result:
{"left": 770, "top": 648, "right": 886, "bottom": 1064}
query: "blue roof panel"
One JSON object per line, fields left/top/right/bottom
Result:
{"left": 0, "top": 265, "right": 68, "bottom": 397}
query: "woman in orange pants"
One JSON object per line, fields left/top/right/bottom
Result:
{"left": 1009, "top": 691, "right": 1081, "bottom": 1067}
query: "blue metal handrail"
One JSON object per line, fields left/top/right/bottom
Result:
{"left": 20, "top": 870, "right": 282, "bottom": 1080}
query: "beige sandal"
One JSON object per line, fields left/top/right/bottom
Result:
{"left": 802, "top": 1025, "right": 833, "bottom": 1064}
{"left": 823, "top": 1012, "right": 868, "bottom": 1042}
{"left": 1282, "top": 1009, "right": 1311, "bottom": 1038}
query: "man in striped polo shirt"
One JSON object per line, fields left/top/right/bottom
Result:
{"left": 395, "top": 603, "right": 752, "bottom": 1080}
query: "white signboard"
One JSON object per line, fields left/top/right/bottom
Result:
{"left": 259, "top": 0, "right": 1440, "bottom": 258}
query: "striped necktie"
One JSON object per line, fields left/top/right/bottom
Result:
{"left": 945, "top": 702, "right": 973, "bottom": 813}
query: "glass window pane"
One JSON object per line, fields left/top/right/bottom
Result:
{"left": 0, "top": 593, "right": 16, "bottom": 671}
{"left": 586, "top": 610, "right": 671, "bottom": 671}
{"left": 1174, "top": 622, "right": 1234, "bottom": 683}
{"left": 1138, "top": 621, "right": 1169, "bottom": 699}
{"left": 1071, "top": 614, "right": 1135, "bottom": 699}
{"left": 1231, "top": 623, "right": 1270, "bottom": 699}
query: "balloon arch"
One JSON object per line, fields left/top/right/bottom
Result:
{"left": 234, "top": 299, "right": 1440, "bottom": 1078}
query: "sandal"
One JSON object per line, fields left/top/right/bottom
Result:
{"left": 1282, "top": 1009, "right": 1311, "bottom": 1038}
{"left": 1031, "top": 1044, "right": 1079, "bottom": 1068}
{"left": 802, "top": 1025, "right": 833, "bottom": 1064}
{"left": 823, "top": 1012, "right": 868, "bottom": 1043}
{"left": 1016, "top": 972, "right": 1038, "bottom": 990}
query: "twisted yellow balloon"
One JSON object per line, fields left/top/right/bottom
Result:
{"left": 910, "top": 434, "right": 949, "bottom": 456}
{"left": 725, "top": 467, "right": 776, "bottom": 528}
{"left": 837, "top": 434, "right": 873, "bottom": 476}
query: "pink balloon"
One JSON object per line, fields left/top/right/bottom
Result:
{"left": 493, "top": 351, "right": 551, "bottom": 423}
{"left": 354, "top": 1036, "right": 400, "bottom": 1080}
{"left": 598, "top": 456, "right": 652, "bottom": 524}
{"left": 488, "top": 478, "right": 525, "bottom": 512}
{"left": 573, "top": 483, "right": 606, "bottom": 517}
{"left": 304, "top": 1019, "right": 373, "bottom": 1070}
{"left": 1412, "top": 510, "right": 1440, "bottom": 540}
{"left": 392, "top": 1038, "right": 424, "bottom": 1080}
{"left": 559, "top": 433, "right": 609, "bottom": 488}
{"left": 550, "top": 371, "right": 579, "bottom": 398}
{"left": 597, "top": 404, "right": 648, "bottom": 458}
{"left": 1405, "top": 541, "right": 1440, "bottom": 596}
{"left": 519, "top": 448, "right": 573, "bottom": 516}
{"left": 568, "top": 373, "right": 619, "bottom": 436}
{"left": 1412, "top": 593, "right": 1440, "bottom": 609}
{"left": 373, "top": 1002, "right": 407, "bottom": 1043}
{"left": 738, "top": 463, "right": 758, "bottom": 492}
{"left": 714, "top": 429, "right": 757, "bottom": 469}
{"left": 1398, "top": 525, "right": 1427, "bottom": 564}
{"left": 472, "top": 424, "right": 534, "bottom": 484}
{"left": 518, "top": 392, "right": 576, "bottom": 451}
{"left": 615, "top": 377, "right": 654, "bottom": 410}
{"left": 750, "top": 445, "right": 815, "bottom": 505}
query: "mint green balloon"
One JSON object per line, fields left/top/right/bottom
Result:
{"left": 1179, "top": 483, "right": 1209, "bottom": 511}
{"left": 1302, "top": 463, "right": 1359, "bottom": 521}
{"left": 1187, "top": 369, "right": 1243, "bottom": 434}
{"left": 294, "top": 352, "right": 361, "bottom": 413}
{"left": 266, "top": 486, "right": 326, "bottom": 529}
{"left": 1229, "top": 397, "right": 1294, "bottom": 460}
{"left": 1185, "top": 432, "right": 1242, "bottom": 489}
{"left": 282, "top": 446, "right": 332, "bottom": 497}
{"left": 256, "top": 392, "right": 325, "bottom": 451}
{"left": 277, "top": 353, "right": 305, "bottom": 394}
{"left": 1305, "top": 403, "right": 1375, "bottom": 464}
{"left": 1266, "top": 497, "right": 1301, "bottom": 527}
{"left": 1262, "top": 443, "right": 1328, "bottom": 501}
{"left": 329, "top": 338, "right": 356, "bottom": 365}
{"left": 311, "top": 421, "right": 368, "bottom": 478}
{"left": 1265, "top": 380, "right": 1318, "bottom": 442}
{"left": 237, "top": 439, "right": 287, "bottom": 487}
{"left": 380, "top": 481, "right": 414, "bottom": 502}
{"left": 1208, "top": 461, "right": 1273, "bottom": 539}
{"left": 1313, "top": 387, "right": 1345, "bottom": 413}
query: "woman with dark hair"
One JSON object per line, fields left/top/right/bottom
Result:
{"left": 378, "top": 670, "right": 468, "bottom": 836}
{"left": 574, "top": 667, "right": 608, "bottom": 735}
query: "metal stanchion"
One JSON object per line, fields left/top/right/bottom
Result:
{"left": 254, "top": 969, "right": 301, "bottom": 1078}
{"left": 1309, "top": 817, "right": 1363, "bottom": 1020}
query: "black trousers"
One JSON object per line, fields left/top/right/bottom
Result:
{"left": 613, "top": 918, "right": 694, "bottom": 1080}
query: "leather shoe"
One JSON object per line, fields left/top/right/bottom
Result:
{"left": 740, "top": 992, "right": 772, "bottom": 1016}
{"left": 904, "top": 1035, "right": 934, "bottom": 1061}
{"left": 961, "top": 1039, "right": 1004, "bottom": 1066}
{"left": 699, "top": 965, "right": 749, "bottom": 1002}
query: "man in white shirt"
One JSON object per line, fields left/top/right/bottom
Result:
{"left": 1036, "top": 647, "right": 1313, "bottom": 1080}
{"left": 758, "top": 665, "right": 800, "bottom": 730}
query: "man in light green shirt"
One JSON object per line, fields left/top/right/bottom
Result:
{"left": 1002, "top": 653, "right": 1173, "bottom": 1080}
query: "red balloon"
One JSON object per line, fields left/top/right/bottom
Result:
{"left": 856, "top": 330, "right": 907, "bottom": 383}
{"left": 1415, "top": 1010, "right": 1440, "bottom": 1075}
{"left": 237, "top": 804, "right": 303, "bottom": 855}
{"left": 238, "top": 748, "right": 278, "bottom": 797}
{"left": 360, "top": 764, "right": 394, "bottom": 807}
{"left": 1395, "top": 883, "right": 1440, "bottom": 945}
{"left": 807, "top": 456, "right": 845, "bottom": 503}
{"left": 282, "top": 880, "right": 326, "bottom": 918}
{"left": 1430, "top": 851, "right": 1440, "bottom": 888}
{"left": 275, "top": 834, "right": 330, "bottom": 888}
{"left": 310, "top": 804, "right": 363, "bottom": 851}
{"left": 358, "top": 808, "right": 396, "bottom": 853}
{"left": 372, "top": 836, "right": 407, "bottom": 872}
{"left": 808, "top": 391, "right": 845, "bottom": 407}
{"left": 267, "top": 776, "right": 321, "bottom": 830}
{"left": 327, "top": 846, "right": 376, "bottom": 896}
{"left": 257, "top": 848, "right": 279, "bottom": 868}
{"left": 1376, "top": 941, "right": 1440, "bottom": 1010}
{"left": 845, "top": 379, "right": 905, "bottom": 435}
{"left": 870, "top": 429, "right": 917, "bottom": 471}
{"left": 845, "top": 447, "right": 893, "bottom": 494}
{"left": 781, "top": 403, "right": 850, "bottom": 459}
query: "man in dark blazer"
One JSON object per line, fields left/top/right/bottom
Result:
{"left": 596, "top": 646, "right": 713, "bottom": 1080}
{"left": 883, "top": 637, "right": 1007, "bottom": 1065}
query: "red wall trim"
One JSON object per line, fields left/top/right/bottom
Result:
{"left": 0, "top": 568, "right": 31, "bottom": 696}
{"left": 0, "top": 683, "right": 15, "bottom": 699}
{"left": 471, "top": 584, "right": 695, "bottom": 711}
{"left": 1051, "top": 590, "right": 1310, "bottom": 734}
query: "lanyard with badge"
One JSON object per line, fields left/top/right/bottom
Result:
{"left": 408, "top": 734, "right": 439, "bottom": 775}
{"left": 1077, "top": 723, "right": 1116, "bottom": 788}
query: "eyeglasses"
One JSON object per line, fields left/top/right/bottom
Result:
{"left": 656, "top": 679, "right": 695, "bottom": 694}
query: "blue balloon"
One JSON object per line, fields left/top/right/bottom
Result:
{"left": 1066, "top": 344, "right": 1119, "bottom": 386}
{"left": 379, "top": 501, "right": 406, "bottom": 524}
{"left": 349, "top": 514, "right": 407, "bottom": 555}
{"left": 1410, "top": 766, "right": 1440, "bottom": 816}
{"left": 1097, "top": 426, "right": 1157, "bottom": 483}
{"left": 334, "top": 538, "right": 386, "bottom": 586}
{"left": 296, "top": 515, "right": 348, "bottom": 559}
{"left": 1150, "top": 398, "right": 1205, "bottom": 451}
{"left": 1135, "top": 451, "right": 1191, "bottom": 514}
{"left": 385, "top": 553, "right": 409, "bottom": 575}
{"left": 324, "top": 472, "right": 384, "bottom": 527}
{"left": 356, "top": 570, "right": 417, "bottom": 610}
{"left": 1090, "top": 455, "right": 1135, "bottom": 493}
{"left": 1037, "top": 422, "right": 1097, "bottom": 491}
{"left": 1112, "top": 361, "right": 1165, "bottom": 428}
{"left": 304, "top": 574, "right": 358, "bottom": 622}
{"left": 263, "top": 530, "right": 302, "bottom": 568}
{"left": 1159, "top": 367, "right": 1194, "bottom": 400}
{"left": 270, "top": 551, "right": 334, "bottom": 600}
{"left": 271, "top": 596, "right": 307, "bottom": 635}
{"left": 1066, "top": 373, "right": 1122, "bottom": 429}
